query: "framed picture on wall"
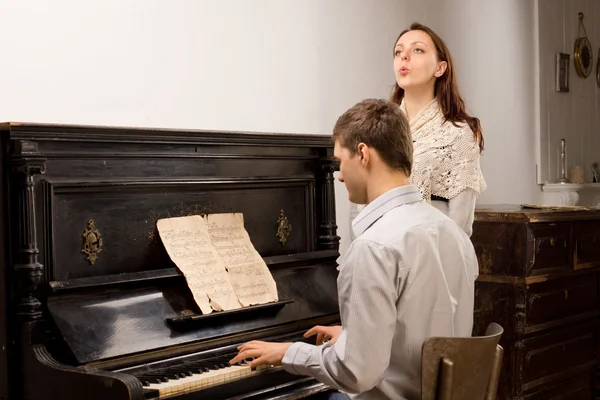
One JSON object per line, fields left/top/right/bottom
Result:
{"left": 555, "top": 52, "right": 570, "bottom": 92}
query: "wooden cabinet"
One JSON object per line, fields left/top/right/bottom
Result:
{"left": 471, "top": 205, "right": 600, "bottom": 399}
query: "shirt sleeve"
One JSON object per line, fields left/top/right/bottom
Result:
{"left": 281, "top": 240, "right": 399, "bottom": 394}
{"left": 447, "top": 188, "right": 477, "bottom": 237}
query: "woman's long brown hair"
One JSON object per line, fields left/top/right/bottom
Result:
{"left": 390, "top": 23, "right": 484, "bottom": 152}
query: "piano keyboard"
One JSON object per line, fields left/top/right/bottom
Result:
{"left": 135, "top": 353, "right": 279, "bottom": 398}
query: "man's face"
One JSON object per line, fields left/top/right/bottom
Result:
{"left": 334, "top": 140, "right": 367, "bottom": 204}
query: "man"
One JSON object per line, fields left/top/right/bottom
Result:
{"left": 229, "top": 99, "right": 478, "bottom": 400}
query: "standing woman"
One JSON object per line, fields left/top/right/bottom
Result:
{"left": 391, "top": 22, "right": 486, "bottom": 236}
{"left": 349, "top": 22, "right": 486, "bottom": 239}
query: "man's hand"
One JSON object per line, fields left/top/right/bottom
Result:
{"left": 229, "top": 341, "right": 292, "bottom": 368}
{"left": 304, "top": 325, "right": 342, "bottom": 345}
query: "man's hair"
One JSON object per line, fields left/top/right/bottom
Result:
{"left": 332, "top": 99, "right": 412, "bottom": 176}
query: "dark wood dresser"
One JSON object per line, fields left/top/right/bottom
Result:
{"left": 471, "top": 205, "right": 600, "bottom": 400}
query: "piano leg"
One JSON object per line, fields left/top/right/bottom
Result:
{"left": 22, "top": 344, "right": 146, "bottom": 400}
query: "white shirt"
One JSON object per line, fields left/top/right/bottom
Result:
{"left": 282, "top": 184, "right": 478, "bottom": 400}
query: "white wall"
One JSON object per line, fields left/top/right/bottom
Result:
{"left": 538, "top": 0, "right": 600, "bottom": 184}
{"left": 414, "top": 0, "right": 541, "bottom": 206}
{"left": 0, "top": 1, "right": 541, "bottom": 255}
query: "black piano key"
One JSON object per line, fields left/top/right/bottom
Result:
{"left": 136, "top": 374, "right": 170, "bottom": 382}
{"left": 184, "top": 366, "right": 208, "bottom": 374}
{"left": 194, "top": 362, "right": 221, "bottom": 371}
{"left": 159, "top": 370, "right": 188, "bottom": 379}
{"left": 182, "top": 364, "right": 210, "bottom": 373}
{"left": 159, "top": 367, "right": 194, "bottom": 376}
{"left": 137, "top": 376, "right": 168, "bottom": 384}
{"left": 180, "top": 361, "right": 210, "bottom": 371}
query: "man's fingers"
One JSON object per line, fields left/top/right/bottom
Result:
{"left": 316, "top": 332, "right": 326, "bottom": 345}
{"left": 228, "top": 351, "right": 249, "bottom": 365}
{"left": 304, "top": 326, "right": 324, "bottom": 338}
{"left": 237, "top": 340, "right": 263, "bottom": 351}
{"left": 229, "top": 348, "right": 261, "bottom": 365}
{"left": 249, "top": 356, "right": 269, "bottom": 368}
{"left": 304, "top": 325, "right": 341, "bottom": 346}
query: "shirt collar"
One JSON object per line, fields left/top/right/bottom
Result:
{"left": 352, "top": 184, "right": 423, "bottom": 238}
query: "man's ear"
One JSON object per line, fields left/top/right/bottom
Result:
{"left": 435, "top": 60, "right": 447, "bottom": 78}
{"left": 357, "top": 143, "right": 369, "bottom": 167}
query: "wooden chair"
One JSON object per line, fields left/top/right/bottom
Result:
{"left": 421, "top": 323, "right": 504, "bottom": 400}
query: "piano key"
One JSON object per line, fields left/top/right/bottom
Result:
{"left": 138, "top": 376, "right": 169, "bottom": 384}
{"left": 135, "top": 357, "right": 241, "bottom": 386}
{"left": 158, "top": 368, "right": 194, "bottom": 376}
{"left": 144, "top": 363, "right": 279, "bottom": 398}
{"left": 137, "top": 378, "right": 166, "bottom": 384}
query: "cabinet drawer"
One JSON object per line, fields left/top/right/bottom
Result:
{"left": 525, "top": 275, "right": 597, "bottom": 328}
{"left": 527, "top": 223, "right": 571, "bottom": 275}
{"left": 518, "top": 322, "right": 595, "bottom": 386}
{"left": 522, "top": 371, "right": 594, "bottom": 400}
{"left": 574, "top": 220, "right": 600, "bottom": 270}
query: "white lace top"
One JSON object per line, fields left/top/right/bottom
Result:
{"left": 348, "top": 99, "right": 486, "bottom": 239}
{"left": 401, "top": 98, "right": 486, "bottom": 202}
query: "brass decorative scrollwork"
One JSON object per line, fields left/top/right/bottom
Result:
{"left": 276, "top": 209, "right": 292, "bottom": 246}
{"left": 82, "top": 220, "right": 103, "bottom": 265}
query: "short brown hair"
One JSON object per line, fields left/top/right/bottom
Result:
{"left": 333, "top": 99, "right": 412, "bottom": 176}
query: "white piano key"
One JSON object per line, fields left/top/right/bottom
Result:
{"left": 145, "top": 364, "right": 280, "bottom": 398}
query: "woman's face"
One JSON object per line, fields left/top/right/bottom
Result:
{"left": 393, "top": 30, "right": 446, "bottom": 92}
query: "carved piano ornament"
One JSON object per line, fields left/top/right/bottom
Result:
{"left": 0, "top": 123, "right": 341, "bottom": 400}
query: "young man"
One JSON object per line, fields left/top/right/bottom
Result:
{"left": 229, "top": 99, "right": 479, "bottom": 400}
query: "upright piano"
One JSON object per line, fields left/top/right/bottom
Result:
{"left": 0, "top": 123, "right": 341, "bottom": 400}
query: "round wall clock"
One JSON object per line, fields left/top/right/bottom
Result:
{"left": 574, "top": 12, "right": 593, "bottom": 78}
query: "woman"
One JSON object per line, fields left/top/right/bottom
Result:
{"left": 350, "top": 23, "right": 486, "bottom": 238}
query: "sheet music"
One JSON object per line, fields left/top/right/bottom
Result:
{"left": 156, "top": 215, "right": 241, "bottom": 314}
{"left": 205, "top": 213, "right": 279, "bottom": 306}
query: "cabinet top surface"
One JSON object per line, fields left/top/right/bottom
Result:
{"left": 475, "top": 204, "right": 600, "bottom": 223}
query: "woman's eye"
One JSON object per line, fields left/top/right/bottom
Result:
{"left": 394, "top": 50, "right": 402, "bottom": 56}
{"left": 415, "top": 48, "right": 424, "bottom": 53}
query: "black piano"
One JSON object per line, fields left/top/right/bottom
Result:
{"left": 0, "top": 123, "right": 341, "bottom": 400}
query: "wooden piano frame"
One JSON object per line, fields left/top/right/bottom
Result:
{"left": 0, "top": 122, "right": 341, "bottom": 400}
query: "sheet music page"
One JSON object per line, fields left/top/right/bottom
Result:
{"left": 205, "top": 213, "right": 279, "bottom": 306}
{"left": 156, "top": 215, "right": 241, "bottom": 314}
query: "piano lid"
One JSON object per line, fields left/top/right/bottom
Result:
{"left": 47, "top": 260, "right": 339, "bottom": 365}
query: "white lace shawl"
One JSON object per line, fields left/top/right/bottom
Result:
{"left": 401, "top": 98, "right": 486, "bottom": 202}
